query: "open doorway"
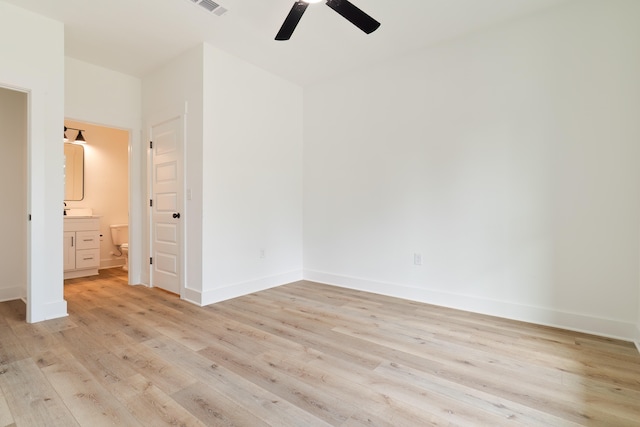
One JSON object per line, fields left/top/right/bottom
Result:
{"left": 63, "top": 120, "right": 130, "bottom": 283}
{"left": 0, "top": 86, "right": 28, "bottom": 307}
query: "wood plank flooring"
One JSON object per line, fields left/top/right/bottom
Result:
{"left": 1, "top": 268, "right": 639, "bottom": 426}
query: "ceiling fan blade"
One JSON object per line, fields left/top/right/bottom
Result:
{"left": 276, "top": 1, "right": 310, "bottom": 41}
{"left": 326, "top": 0, "right": 380, "bottom": 34}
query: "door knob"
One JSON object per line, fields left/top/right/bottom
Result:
{"left": 173, "top": 213, "right": 181, "bottom": 219}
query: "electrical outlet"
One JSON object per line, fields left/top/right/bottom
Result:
{"left": 260, "top": 249, "right": 266, "bottom": 259}
{"left": 413, "top": 253, "right": 422, "bottom": 266}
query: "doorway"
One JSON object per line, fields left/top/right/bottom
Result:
{"left": 63, "top": 120, "right": 130, "bottom": 278}
{"left": 0, "top": 86, "right": 28, "bottom": 305}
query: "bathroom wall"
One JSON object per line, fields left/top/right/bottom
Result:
{"left": 0, "top": 86, "right": 27, "bottom": 301}
{"left": 64, "top": 120, "right": 129, "bottom": 269}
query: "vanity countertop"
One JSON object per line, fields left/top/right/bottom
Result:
{"left": 64, "top": 215, "right": 100, "bottom": 232}
{"left": 64, "top": 207, "right": 95, "bottom": 218}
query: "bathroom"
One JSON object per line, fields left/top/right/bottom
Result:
{"left": 64, "top": 119, "right": 130, "bottom": 274}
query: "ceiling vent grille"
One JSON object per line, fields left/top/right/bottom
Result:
{"left": 188, "top": 0, "right": 228, "bottom": 16}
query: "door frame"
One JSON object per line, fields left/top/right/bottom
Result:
{"left": 63, "top": 118, "right": 134, "bottom": 284}
{"left": 147, "top": 108, "right": 187, "bottom": 297}
{"left": 0, "top": 83, "right": 30, "bottom": 318}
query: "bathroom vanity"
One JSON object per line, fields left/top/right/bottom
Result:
{"left": 64, "top": 216, "right": 100, "bottom": 279}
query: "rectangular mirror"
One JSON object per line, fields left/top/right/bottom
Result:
{"left": 64, "top": 144, "right": 84, "bottom": 201}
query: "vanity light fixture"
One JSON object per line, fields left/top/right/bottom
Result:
{"left": 64, "top": 126, "right": 87, "bottom": 144}
{"left": 75, "top": 130, "right": 86, "bottom": 143}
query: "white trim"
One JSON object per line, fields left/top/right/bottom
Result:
{"left": 0, "top": 84, "right": 28, "bottom": 308}
{"left": 303, "top": 270, "right": 637, "bottom": 342}
{"left": 0, "top": 78, "right": 58, "bottom": 324}
{"left": 0, "top": 287, "right": 24, "bottom": 303}
{"left": 198, "top": 270, "right": 304, "bottom": 307}
{"left": 635, "top": 324, "right": 640, "bottom": 354}
{"left": 64, "top": 117, "right": 139, "bottom": 286}
{"left": 29, "top": 299, "right": 68, "bottom": 323}
{"left": 100, "top": 258, "right": 126, "bottom": 269}
{"left": 182, "top": 287, "right": 202, "bottom": 306}
{"left": 64, "top": 269, "right": 98, "bottom": 280}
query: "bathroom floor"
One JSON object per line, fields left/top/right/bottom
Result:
{"left": 63, "top": 267, "right": 128, "bottom": 289}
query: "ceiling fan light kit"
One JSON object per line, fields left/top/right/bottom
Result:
{"left": 276, "top": 0, "right": 380, "bottom": 41}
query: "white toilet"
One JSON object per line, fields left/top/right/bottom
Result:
{"left": 109, "top": 224, "right": 129, "bottom": 271}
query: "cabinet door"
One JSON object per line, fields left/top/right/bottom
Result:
{"left": 63, "top": 231, "right": 76, "bottom": 271}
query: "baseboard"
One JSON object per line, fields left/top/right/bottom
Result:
{"left": 0, "top": 286, "right": 24, "bottom": 303}
{"left": 28, "top": 299, "right": 68, "bottom": 323}
{"left": 303, "top": 270, "right": 637, "bottom": 342}
{"left": 182, "top": 287, "right": 203, "bottom": 306}
{"left": 199, "top": 270, "right": 304, "bottom": 307}
{"left": 635, "top": 324, "right": 640, "bottom": 354}
{"left": 100, "top": 258, "right": 125, "bottom": 269}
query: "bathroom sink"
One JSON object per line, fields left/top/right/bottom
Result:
{"left": 65, "top": 208, "right": 93, "bottom": 217}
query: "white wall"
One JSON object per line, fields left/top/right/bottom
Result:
{"left": 65, "top": 57, "right": 143, "bottom": 284}
{"left": 303, "top": 0, "right": 640, "bottom": 340}
{"left": 201, "top": 44, "right": 304, "bottom": 304}
{"left": 143, "top": 43, "right": 303, "bottom": 305}
{"left": 0, "top": 87, "right": 27, "bottom": 301}
{"left": 0, "top": 1, "right": 66, "bottom": 322}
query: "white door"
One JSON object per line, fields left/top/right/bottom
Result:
{"left": 150, "top": 116, "right": 183, "bottom": 295}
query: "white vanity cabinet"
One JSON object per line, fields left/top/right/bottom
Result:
{"left": 64, "top": 217, "right": 100, "bottom": 279}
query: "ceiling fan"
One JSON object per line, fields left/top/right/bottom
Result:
{"left": 276, "top": 0, "right": 380, "bottom": 41}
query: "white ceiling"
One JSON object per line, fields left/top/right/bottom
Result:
{"left": 4, "top": 0, "right": 569, "bottom": 86}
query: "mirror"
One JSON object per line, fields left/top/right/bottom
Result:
{"left": 64, "top": 144, "right": 84, "bottom": 200}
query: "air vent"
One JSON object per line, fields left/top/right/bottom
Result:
{"left": 188, "top": 0, "right": 228, "bottom": 16}
{"left": 199, "top": 0, "right": 218, "bottom": 12}
{"left": 213, "top": 6, "right": 228, "bottom": 16}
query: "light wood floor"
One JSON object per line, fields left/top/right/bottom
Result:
{"left": 0, "top": 269, "right": 639, "bottom": 426}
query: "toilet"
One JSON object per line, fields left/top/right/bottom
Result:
{"left": 109, "top": 224, "right": 129, "bottom": 271}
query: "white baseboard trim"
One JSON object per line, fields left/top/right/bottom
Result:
{"left": 0, "top": 286, "right": 24, "bottom": 303}
{"left": 101, "top": 258, "right": 125, "bottom": 269}
{"left": 28, "top": 299, "right": 68, "bottom": 323}
{"left": 182, "top": 287, "right": 203, "bottom": 306}
{"left": 635, "top": 324, "right": 640, "bottom": 354}
{"left": 303, "top": 270, "right": 637, "bottom": 343}
{"left": 199, "top": 270, "right": 304, "bottom": 307}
